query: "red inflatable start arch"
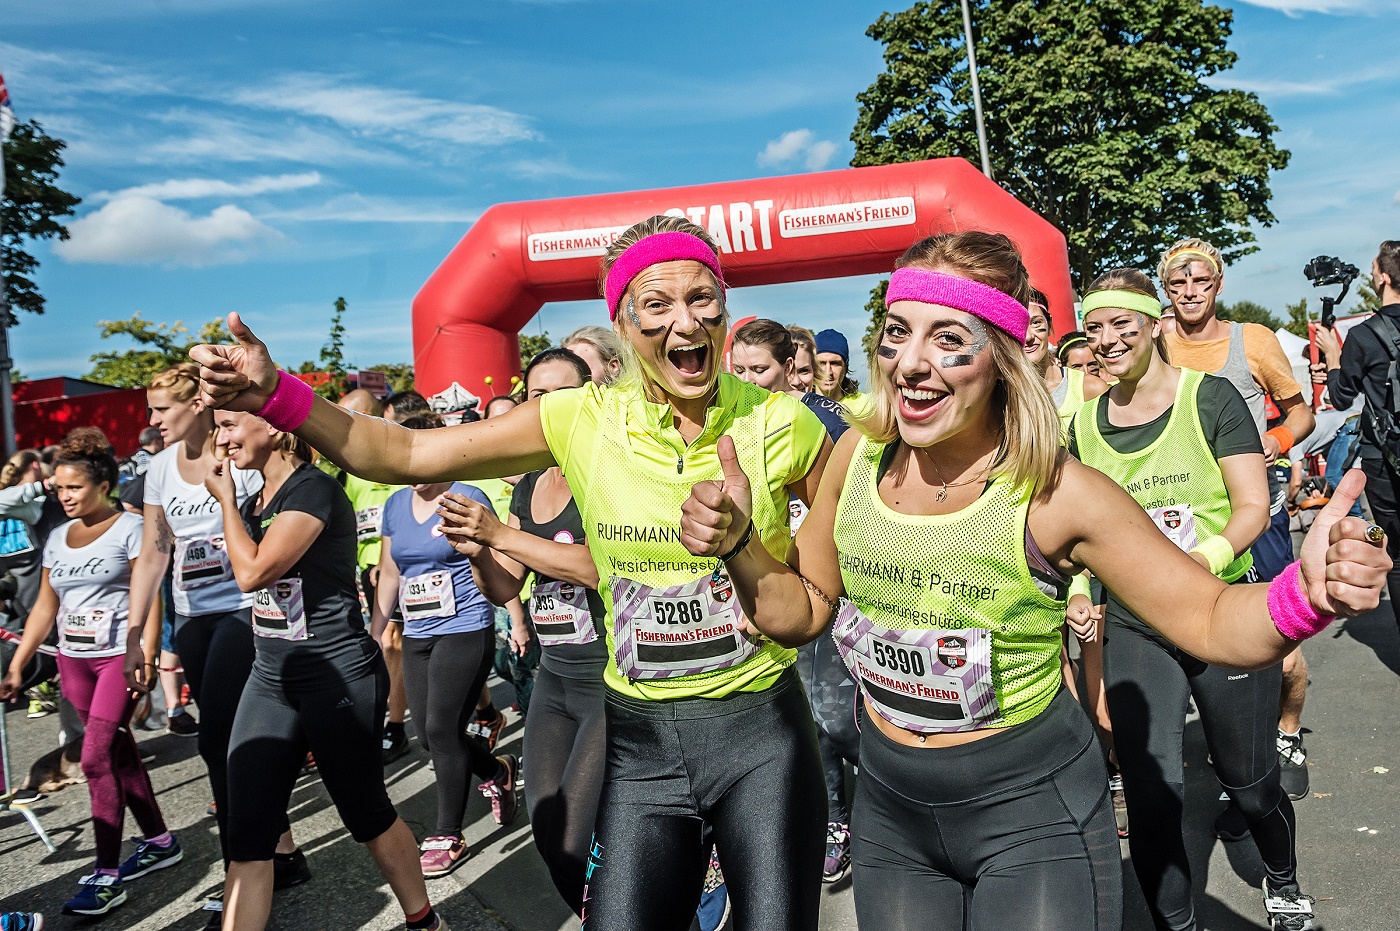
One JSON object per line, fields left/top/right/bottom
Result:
{"left": 412, "top": 157, "right": 1073, "bottom": 399}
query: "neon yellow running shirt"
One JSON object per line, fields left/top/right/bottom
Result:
{"left": 832, "top": 436, "right": 1067, "bottom": 728}
{"left": 344, "top": 474, "right": 402, "bottom": 571}
{"left": 539, "top": 374, "right": 828, "bottom": 700}
{"left": 1051, "top": 366, "right": 1086, "bottom": 437}
{"left": 1072, "top": 368, "right": 1252, "bottom": 583}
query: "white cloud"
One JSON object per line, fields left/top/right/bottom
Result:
{"left": 1237, "top": 0, "right": 1400, "bottom": 12}
{"left": 757, "top": 129, "right": 842, "bottom": 172}
{"left": 233, "top": 75, "right": 535, "bottom": 148}
{"left": 265, "top": 194, "right": 481, "bottom": 224}
{"left": 57, "top": 195, "right": 275, "bottom": 266}
{"left": 95, "top": 172, "right": 322, "bottom": 202}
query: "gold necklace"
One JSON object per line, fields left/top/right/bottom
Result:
{"left": 920, "top": 450, "right": 995, "bottom": 503}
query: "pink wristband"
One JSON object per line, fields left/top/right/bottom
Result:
{"left": 258, "top": 370, "right": 315, "bottom": 433}
{"left": 1267, "top": 561, "right": 1334, "bottom": 642}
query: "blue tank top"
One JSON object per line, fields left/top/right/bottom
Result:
{"left": 381, "top": 483, "right": 494, "bottom": 638}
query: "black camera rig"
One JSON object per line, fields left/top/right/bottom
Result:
{"left": 1304, "top": 255, "right": 1360, "bottom": 328}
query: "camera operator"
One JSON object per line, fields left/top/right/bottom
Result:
{"left": 1312, "top": 240, "right": 1400, "bottom": 633}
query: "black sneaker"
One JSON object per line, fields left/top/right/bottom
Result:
{"left": 1263, "top": 880, "right": 1315, "bottom": 930}
{"left": 1215, "top": 803, "right": 1250, "bottom": 842}
{"left": 1277, "top": 730, "right": 1309, "bottom": 801}
{"left": 166, "top": 711, "right": 200, "bottom": 738}
{"left": 273, "top": 849, "right": 312, "bottom": 890}
{"left": 118, "top": 834, "right": 183, "bottom": 880}
{"left": 382, "top": 727, "right": 410, "bottom": 765}
{"left": 200, "top": 894, "right": 223, "bottom": 930}
{"left": 465, "top": 708, "right": 505, "bottom": 752}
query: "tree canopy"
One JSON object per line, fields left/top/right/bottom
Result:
{"left": 1217, "top": 300, "right": 1282, "bottom": 331}
{"left": 2, "top": 120, "right": 81, "bottom": 323}
{"left": 86, "top": 313, "right": 231, "bottom": 388}
{"left": 852, "top": 0, "right": 1290, "bottom": 290}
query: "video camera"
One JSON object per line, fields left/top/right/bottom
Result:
{"left": 1304, "top": 255, "right": 1360, "bottom": 328}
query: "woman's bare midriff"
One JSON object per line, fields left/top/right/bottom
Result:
{"left": 866, "top": 698, "right": 1008, "bottom": 748}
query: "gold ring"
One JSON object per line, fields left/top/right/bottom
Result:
{"left": 1366, "top": 523, "right": 1386, "bottom": 545}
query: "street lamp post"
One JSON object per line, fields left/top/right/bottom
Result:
{"left": 960, "top": 0, "right": 993, "bottom": 180}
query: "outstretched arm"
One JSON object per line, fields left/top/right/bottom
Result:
{"left": 190, "top": 313, "right": 555, "bottom": 484}
{"left": 1039, "top": 460, "right": 1389, "bottom": 669}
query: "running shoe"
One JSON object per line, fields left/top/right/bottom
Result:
{"left": 1108, "top": 771, "right": 1129, "bottom": 839}
{"left": 200, "top": 894, "right": 223, "bottom": 931}
{"left": 1263, "top": 880, "right": 1315, "bottom": 930}
{"left": 418, "top": 835, "right": 469, "bottom": 877}
{"left": 273, "top": 848, "right": 312, "bottom": 890}
{"left": 1277, "top": 730, "right": 1310, "bottom": 801}
{"left": 465, "top": 708, "right": 505, "bottom": 752}
{"left": 823, "top": 822, "right": 851, "bottom": 883}
{"left": 1215, "top": 803, "right": 1250, "bottom": 842}
{"left": 478, "top": 755, "right": 519, "bottom": 825}
{"left": 25, "top": 682, "right": 57, "bottom": 718}
{"left": 62, "top": 874, "right": 127, "bottom": 916}
{"left": 0, "top": 912, "right": 43, "bottom": 931}
{"left": 118, "top": 834, "right": 183, "bottom": 880}
{"left": 383, "top": 726, "right": 411, "bottom": 765}
{"left": 166, "top": 710, "right": 200, "bottom": 738}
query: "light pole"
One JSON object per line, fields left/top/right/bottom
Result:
{"left": 960, "top": 0, "right": 993, "bottom": 180}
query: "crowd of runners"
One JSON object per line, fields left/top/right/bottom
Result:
{"left": 1, "top": 219, "right": 1398, "bottom": 931}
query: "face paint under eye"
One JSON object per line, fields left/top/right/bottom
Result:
{"left": 877, "top": 344, "right": 896, "bottom": 359}
{"left": 937, "top": 317, "right": 990, "bottom": 369}
{"left": 698, "top": 314, "right": 724, "bottom": 329}
{"left": 626, "top": 297, "right": 641, "bottom": 329}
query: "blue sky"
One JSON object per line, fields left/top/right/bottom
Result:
{"left": 3, "top": 0, "right": 1398, "bottom": 387}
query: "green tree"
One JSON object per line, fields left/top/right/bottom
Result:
{"left": 2, "top": 120, "right": 82, "bottom": 323}
{"left": 852, "top": 0, "right": 1290, "bottom": 292}
{"left": 861, "top": 280, "right": 891, "bottom": 360}
{"left": 1217, "top": 300, "right": 1282, "bottom": 330}
{"left": 364, "top": 363, "right": 414, "bottom": 395}
{"left": 1351, "top": 278, "right": 1381, "bottom": 315}
{"left": 1283, "top": 298, "right": 1310, "bottom": 340}
{"left": 86, "top": 313, "right": 231, "bottom": 387}
{"left": 519, "top": 331, "right": 553, "bottom": 362}
{"left": 297, "top": 296, "right": 352, "bottom": 399}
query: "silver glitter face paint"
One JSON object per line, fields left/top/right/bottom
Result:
{"left": 626, "top": 297, "right": 641, "bottom": 329}
{"left": 938, "top": 317, "right": 990, "bottom": 368}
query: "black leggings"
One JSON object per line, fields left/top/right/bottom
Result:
{"left": 852, "top": 688, "right": 1121, "bottom": 931}
{"left": 523, "top": 666, "right": 607, "bottom": 916}
{"left": 225, "top": 661, "right": 398, "bottom": 861}
{"left": 401, "top": 628, "right": 499, "bottom": 836}
{"left": 175, "top": 609, "right": 288, "bottom": 864}
{"left": 581, "top": 668, "right": 826, "bottom": 931}
{"left": 1363, "top": 461, "right": 1400, "bottom": 633}
{"left": 795, "top": 634, "right": 860, "bottom": 824}
{"left": 1104, "top": 622, "right": 1297, "bottom": 931}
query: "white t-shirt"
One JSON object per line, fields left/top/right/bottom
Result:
{"left": 144, "top": 444, "right": 263, "bottom": 617}
{"left": 44, "top": 512, "right": 144, "bottom": 658}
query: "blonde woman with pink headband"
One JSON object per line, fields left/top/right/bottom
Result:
{"left": 677, "top": 230, "right": 1390, "bottom": 929}
{"left": 190, "top": 215, "right": 834, "bottom": 931}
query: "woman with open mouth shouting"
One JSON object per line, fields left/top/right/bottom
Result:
{"left": 189, "top": 214, "right": 834, "bottom": 931}
{"left": 676, "top": 230, "right": 1391, "bottom": 930}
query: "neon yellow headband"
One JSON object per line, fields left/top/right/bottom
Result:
{"left": 1081, "top": 289, "right": 1164, "bottom": 320}
{"left": 1164, "top": 248, "right": 1221, "bottom": 275}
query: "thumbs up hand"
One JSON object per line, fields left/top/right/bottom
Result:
{"left": 1299, "top": 469, "right": 1393, "bottom": 617}
{"left": 189, "top": 312, "right": 280, "bottom": 411}
{"left": 680, "top": 435, "right": 755, "bottom": 559}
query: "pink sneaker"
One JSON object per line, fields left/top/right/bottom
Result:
{"left": 419, "top": 836, "right": 468, "bottom": 877}
{"left": 477, "top": 755, "right": 519, "bottom": 825}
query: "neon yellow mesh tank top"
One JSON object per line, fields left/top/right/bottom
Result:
{"left": 1072, "top": 368, "right": 1252, "bottom": 582}
{"left": 832, "top": 436, "right": 1067, "bottom": 727}
{"left": 1055, "top": 366, "right": 1086, "bottom": 436}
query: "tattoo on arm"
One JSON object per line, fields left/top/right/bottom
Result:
{"left": 155, "top": 513, "right": 174, "bottom": 555}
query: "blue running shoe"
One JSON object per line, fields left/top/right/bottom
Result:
{"left": 62, "top": 874, "right": 127, "bottom": 916}
{"left": 0, "top": 913, "right": 44, "bottom": 931}
{"left": 118, "top": 834, "right": 183, "bottom": 880}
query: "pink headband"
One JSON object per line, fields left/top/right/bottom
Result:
{"left": 885, "top": 267, "right": 1031, "bottom": 343}
{"left": 603, "top": 232, "right": 726, "bottom": 320}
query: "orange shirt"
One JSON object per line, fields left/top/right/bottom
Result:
{"left": 1165, "top": 323, "right": 1304, "bottom": 403}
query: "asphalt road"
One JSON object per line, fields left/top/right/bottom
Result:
{"left": 3, "top": 602, "right": 1398, "bottom": 931}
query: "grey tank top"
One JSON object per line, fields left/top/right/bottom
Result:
{"left": 1209, "top": 322, "right": 1282, "bottom": 512}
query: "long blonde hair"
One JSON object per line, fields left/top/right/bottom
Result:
{"left": 852, "top": 231, "right": 1063, "bottom": 496}
{"left": 598, "top": 215, "right": 726, "bottom": 390}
